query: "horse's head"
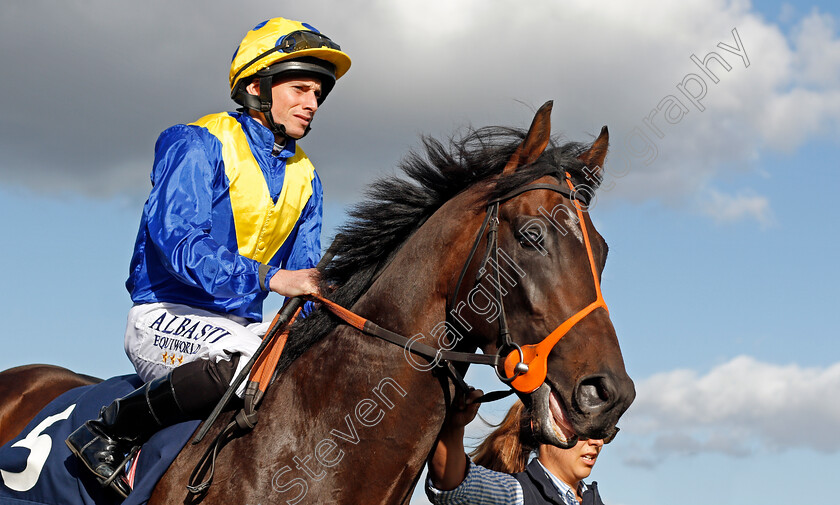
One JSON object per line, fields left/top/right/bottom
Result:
{"left": 450, "top": 102, "right": 635, "bottom": 448}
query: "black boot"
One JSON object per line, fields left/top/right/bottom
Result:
{"left": 66, "top": 357, "right": 238, "bottom": 498}
{"left": 65, "top": 372, "right": 187, "bottom": 497}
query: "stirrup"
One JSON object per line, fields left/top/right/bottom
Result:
{"left": 88, "top": 444, "right": 137, "bottom": 498}
{"left": 65, "top": 426, "right": 138, "bottom": 499}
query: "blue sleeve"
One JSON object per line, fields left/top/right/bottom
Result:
{"left": 425, "top": 459, "right": 524, "bottom": 505}
{"left": 145, "top": 125, "right": 265, "bottom": 298}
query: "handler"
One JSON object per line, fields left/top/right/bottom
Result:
{"left": 427, "top": 389, "right": 609, "bottom": 505}
{"left": 66, "top": 17, "right": 350, "bottom": 496}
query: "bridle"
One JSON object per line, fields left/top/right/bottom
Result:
{"left": 313, "top": 170, "right": 609, "bottom": 399}
{"left": 450, "top": 171, "right": 608, "bottom": 394}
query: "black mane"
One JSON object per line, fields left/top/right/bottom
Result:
{"left": 278, "top": 125, "right": 597, "bottom": 372}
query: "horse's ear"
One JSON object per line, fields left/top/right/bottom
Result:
{"left": 502, "top": 101, "right": 553, "bottom": 175}
{"left": 577, "top": 126, "right": 609, "bottom": 178}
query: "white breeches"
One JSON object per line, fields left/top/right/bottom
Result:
{"left": 124, "top": 302, "right": 268, "bottom": 396}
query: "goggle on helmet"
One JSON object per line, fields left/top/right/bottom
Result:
{"left": 229, "top": 18, "right": 351, "bottom": 136}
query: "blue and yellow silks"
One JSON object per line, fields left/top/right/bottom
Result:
{"left": 127, "top": 112, "right": 322, "bottom": 322}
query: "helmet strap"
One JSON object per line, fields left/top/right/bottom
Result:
{"left": 258, "top": 75, "right": 286, "bottom": 138}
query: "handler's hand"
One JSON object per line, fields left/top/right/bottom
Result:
{"left": 430, "top": 388, "right": 483, "bottom": 491}
{"left": 268, "top": 268, "right": 321, "bottom": 298}
{"left": 443, "top": 388, "right": 483, "bottom": 432}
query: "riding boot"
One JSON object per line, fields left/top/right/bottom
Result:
{"left": 65, "top": 356, "right": 237, "bottom": 498}
{"left": 64, "top": 372, "right": 185, "bottom": 497}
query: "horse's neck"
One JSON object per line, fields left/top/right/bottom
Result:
{"left": 240, "top": 204, "right": 477, "bottom": 503}
{"left": 247, "top": 297, "right": 450, "bottom": 503}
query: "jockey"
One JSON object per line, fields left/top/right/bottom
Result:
{"left": 66, "top": 17, "right": 350, "bottom": 496}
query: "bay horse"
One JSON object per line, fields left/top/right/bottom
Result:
{"left": 0, "top": 365, "right": 100, "bottom": 447}
{"left": 0, "top": 102, "right": 635, "bottom": 504}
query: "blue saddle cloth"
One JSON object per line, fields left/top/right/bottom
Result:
{"left": 0, "top": 374, "right": 199, "bottom": 505}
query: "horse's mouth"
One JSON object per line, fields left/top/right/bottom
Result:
{"left": 530, "top": 382, "right": 621, "bottom": 448}
{"left": 548, "top": 387, "right": 577, "bottom": 443}
{"left": 529, "top": 383, "right": 578, "bottom": 449}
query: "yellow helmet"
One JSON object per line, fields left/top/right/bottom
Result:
{"left": 229, "top": 18, "right": 351, "bottom": 135}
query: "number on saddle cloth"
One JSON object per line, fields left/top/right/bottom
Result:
{"left": 0, "top": 375, "right": 198, "bottom": 505}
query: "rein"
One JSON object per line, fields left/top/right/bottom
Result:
{"left": 309, "top": 293, "right": 504, "bottom": 401}
{"left": 313, "top": 172, "right": 608, "bottom": 397}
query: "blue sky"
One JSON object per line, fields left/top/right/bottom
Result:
{"left": 1, "top": 2, "right": 839, "bottom": 504}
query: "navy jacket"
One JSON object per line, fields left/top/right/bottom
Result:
{"left": 514, "top": 459, "right": 604, "bottom": 505}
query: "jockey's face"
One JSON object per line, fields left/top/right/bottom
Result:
{"left": 247, "top": 75, "right": 322, "bottom": 139}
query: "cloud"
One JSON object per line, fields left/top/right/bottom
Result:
{"left": 1, "top": 0, "right": 839, "bottom": 219}
{"left": 618, "top": 356, "right": 840, "bottom": 466}
{"left": 696, "top": 187, "right": 774, "bottom": 226}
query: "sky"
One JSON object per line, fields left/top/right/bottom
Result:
{"left": 1, "top": 1, "right": 839, "bottom": 504}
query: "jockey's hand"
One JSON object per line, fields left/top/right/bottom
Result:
{"left": 443, "top": 388, "right": 483, "bottom": 432}
{"left": 268, "top": 268, "right": 321, "bottom": 298}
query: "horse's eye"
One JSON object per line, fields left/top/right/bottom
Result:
{"left": 517, "top": 226, "right": 544, "bottom": 249}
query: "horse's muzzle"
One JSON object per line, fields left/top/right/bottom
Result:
{"left": 528, "top": 372, "right": 636, "bottom": 448}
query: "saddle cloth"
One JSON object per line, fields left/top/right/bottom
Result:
{"left": 0, "top": 374, "right": 198, "bottom": 505}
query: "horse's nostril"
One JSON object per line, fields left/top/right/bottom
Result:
{"left": 576, "top": 376, "right": 611, "bottom": 412}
